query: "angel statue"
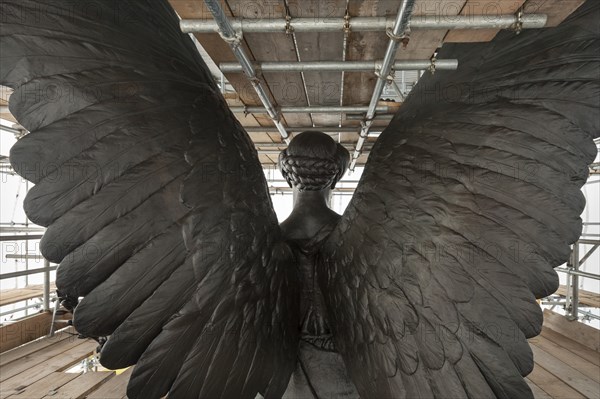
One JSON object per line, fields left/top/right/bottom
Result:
{"left": 1, "top": 0, "right": 598, "bottom": 398}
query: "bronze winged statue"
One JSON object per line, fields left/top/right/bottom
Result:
{"left": 1, "top": 0, "right": 599, "bottom": 398}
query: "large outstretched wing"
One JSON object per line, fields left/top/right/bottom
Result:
{"left": 1, "top": 1, "right": 299, "bottom": 398}
{"left": 318, "top": 2, "right": 599, "bottom": 398}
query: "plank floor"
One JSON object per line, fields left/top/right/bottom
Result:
{"left": 0, "top": 319, "right": 598, "bottom": 398}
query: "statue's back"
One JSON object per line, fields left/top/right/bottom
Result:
{"left": 281, "top": 216, "right": 359, "bottom": 398}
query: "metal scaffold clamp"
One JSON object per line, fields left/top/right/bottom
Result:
{"left": 271, "top": 106, "right": 282, "bottom": 122}
{"left": 285, "top": 15, "right": 294, "bottom": 35}
{"left": 429, "top": 56, "right": 437, "bottom": 75}
{"left": 375, "top": 67, "right": 395, "bottom": 83}
{"left": 387, "top": 26, "right": 411, "bottom": 48}
{"left": 343, "top": 11, "right": 351, "bottom": 34}
{"left": 218, "top": 29, "right": 243, "bottom": 47}
{"left": 512, "top": 9, "right": 524, "bottom": 35}
{"left": 359, "top": 119, "right": 372, "bottom": 137}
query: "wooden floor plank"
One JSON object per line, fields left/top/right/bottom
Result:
{"left": 526, "top": 377, "right": 554, "bottom": 399}
{"left": 87, "top": 368, "right": 133, "bottom": 399}
{"left": 0, "top": 340, "right": 96, "bottom": 399}
{"left": 528, "top": 364, "right": 586, "bottom": 399}
{"left": 542, "top": 328, "right": 600, "bottom": 367}
{"left": 0, "top": 335, "right": 82, "bottom": 383}
{"left": 543, "top": 310, "right": 600, "bottom": 351}
{"left": 41, "top": 371, "right": 115, "bottom": 399}
{"left": 0, "top": 327, "right": 75, "bottom": 367}
{"left": 6, "top": 372, "right": 80, "bottom": 399}
{"left": 531, "top": 335, "right": 600, "bottom": 382}
{"left": 531, "top": 345, "right": 600, "bottom": 398}
{"left": 1, "top": 337, "right": 81, "bottom": 383}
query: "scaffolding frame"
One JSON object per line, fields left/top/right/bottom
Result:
{"left": 552, "top": 235, "right": 600, "bottom": 321}
{"left": 193, "top": 1, "right": 549, "bottom": 167}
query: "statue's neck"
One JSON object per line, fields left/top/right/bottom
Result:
{"left": 293, "top": 189, "right": 331, "bottom": 210}
{"left": 280, "top": 188, "right": 340, "bottom": 240}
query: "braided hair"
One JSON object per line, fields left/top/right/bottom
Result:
{"left": 278, "top": 131, "right": 350, "bottom": 191}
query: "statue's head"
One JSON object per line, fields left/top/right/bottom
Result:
{"left": 278, "top": 131, "right": 350, "bottom": 191}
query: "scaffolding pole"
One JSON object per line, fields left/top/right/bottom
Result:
{"left": 219, "top": 59, "right": 458, "bottom": 73}
{"left": 350, "top": 0, "right": 416, "bottom": 170}
{"left": 230, "top": 105, "right": 392, "bottom": 114}
{"left": 245, "top": 126, "right": 383, "bottom": 134}
{"left": 181, "top": 14, "right": 547, "bottom": 33}
{"left": 43, "top": 259, "right": 51, "bottom": 311}
{"left": 571, "top": 243, "right": 580, "bottom": 320}
{"left": 556, "top": 239, "right": 600, "bottom": 321}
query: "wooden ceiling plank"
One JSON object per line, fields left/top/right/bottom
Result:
{"left": 402, "top": 0, "right": 467, "bottom": 59}
{"left": 522, "top": 0, "right": 587, "bottom": 27}
{"left": 258, "top": 154, "right": 274, "bottom": 165}
{"left": 247, "top": 132, "right": 274, "bottom": 142}
{"left": 168, "top": 1, "right": 273, "bottom": 132}
{"left": 287, "top": 0, "right": 347, "bottom": 127}
{"left": 169, "top": 1, "right": 293, "bottom": 141}
{"left": 343, "top": 1, "right": 463, "bottom": 106}
{"left": 444, "top": 0, "right": 526, "bottom": 43}
{"left": 227, "top": 0, "right": 312, "bottom": 128}
{"left": 343, "top": 0, "right": 394, "bottom": 106}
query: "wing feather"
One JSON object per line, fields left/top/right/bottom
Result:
{"left": 100, "top": 257, "right": 196, "bottom": 369}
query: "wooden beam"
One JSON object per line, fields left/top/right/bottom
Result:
{"left": 0, "top": 284, "right": 57, "bottom": 307}
{"left": 554, "top": 285, "right": 600, "bottom": 308}
{"left": 0, "top": 312, "right": 53, "bottom": 353}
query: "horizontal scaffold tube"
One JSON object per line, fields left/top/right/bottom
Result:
{"left": 181, "top": 14, "right": 547, "bottom": 33}
{"left": 230, "top": 105, "right": 392, "bottom": 114}
{"left": 219, "top": 59, "right": 458, "bottom": 73}
{"left": 245, "top": 126, "right": 382, "bottom": 133}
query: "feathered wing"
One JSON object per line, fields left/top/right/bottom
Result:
{"left": 318, "top": 2, "right": 599, "bottom": 398}
{"left": 1, "top": 1, "right": 299, "bottom": 398}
